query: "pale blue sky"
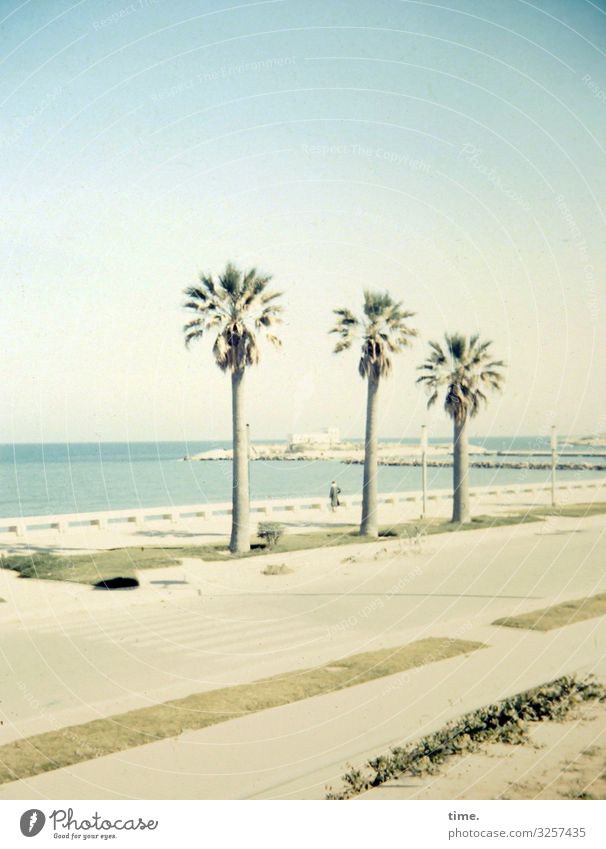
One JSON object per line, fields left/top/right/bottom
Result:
{"left": 1, "top": 0, "right": 605, "bottom": 442}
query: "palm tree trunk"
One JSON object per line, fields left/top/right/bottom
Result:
{"left": 360, "top": 373, "right": 379, "bottom": 537}
{"left": 452, "top": 416, "right": 471, "bottom": 523}
{"left": 229, "top": 368, "right": 250, "bottom": 553}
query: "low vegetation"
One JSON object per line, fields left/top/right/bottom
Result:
{"left": 532, "top": 502, "right": 606, "bottom": 519}
{"left": 0, "top": 637, "right": 483, "bottom": 785}
{"left": 257, "top": 521, "right": 285, "bottom": 548}
{"left": 0, "top": 550, "right": 167, "bottom": 585}
{"left": 493, "top": 593, "right": 606, "bottom": 631}
{"left": 326, "top": 675, "right": 606, "bottom": 799}
{"left": 261, "top": 563, "right": 293, "bottom": 576}
{"left": 0, "top": 512, "right": 540, "bottom": 585}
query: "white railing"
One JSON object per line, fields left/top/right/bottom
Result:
{"left": 0, "top": 480, "right": 603, "bottom": 537}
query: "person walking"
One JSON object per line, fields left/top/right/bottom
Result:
{"left": 329, "top": 480, "right": 341, "bottom": 512}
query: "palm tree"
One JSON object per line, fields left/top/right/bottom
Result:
{"left": 416, "top": 334, "right": 505, "bottom": 523}
{"left": 183, "top": 263, "right": 282, "bottom": 553}
{"left": 331, "top": 291, "right": 417, "bottom": 537}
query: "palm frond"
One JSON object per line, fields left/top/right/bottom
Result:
{"left": 331, "top": 307, "right": 358, "bottom": 328}
{"left": 199, "top": 273, "right": 218, "bottom": 297}
{"left": 334, "top": 339, "right": 353, "bottom": 353}
{"left": 183, "top": 318, "right": 204, "bottom": 332}
{"left": 417, "top": 332, "right": 506, "bottom": 422}
{"left": 183, "top": 262, "right": 283, "bottom": 371}
{"left": 334, "top": 290, "right": 416, "bottom": 379}
{"left": 184, "top": 328, "right": 204, "bottom": 348}
{"left": 259, "top": 290, "right": 283, "bottom": 305}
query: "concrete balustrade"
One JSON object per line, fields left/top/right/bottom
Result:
{"left": 0, "top": 480, "right": 603, "bottom": 537}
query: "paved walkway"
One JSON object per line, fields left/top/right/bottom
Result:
{"left": 1, "top": 479, "right": 604, "bottom": 553}
{"left": 0, "top": 615, "right": 604, "bottom": 800}
{"left": 1, "top": 512, "right": 605, "bottom": 747}
{"left": 0, "top": 491, "right": 604, "bottom": 799}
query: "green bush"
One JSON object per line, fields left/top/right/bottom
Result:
{"left": 326, "top": 675, "right": 606, "bottom": 799}
{"left": 257, "top": 521, "right": 285, "bottom": 548}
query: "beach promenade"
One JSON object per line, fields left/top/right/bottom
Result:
{"left": 0, "top": 479, "right": 605, "bottom": 799}
{"left": 1, "top": 478, "right": 603, "bottom": 550}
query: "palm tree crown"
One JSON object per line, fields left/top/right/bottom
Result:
{"left": 183, "top": 263, "right": 282, "bottom": 368}
{"left": 416, "top": 333, "right": 505, "bottom": 423}
{"left": 331, "top": 290, "right": 417, "bottom": 375}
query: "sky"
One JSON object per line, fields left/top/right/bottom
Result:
{"left": 1, "top": 0, "right": 605, "bottom": 443}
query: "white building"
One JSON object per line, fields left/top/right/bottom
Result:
{"left": 287, "top": 427, "right": 340, "bottom": 450}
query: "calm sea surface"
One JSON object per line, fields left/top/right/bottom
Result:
{"left": 0, "top": 438, "right": 604, "bottom": 519}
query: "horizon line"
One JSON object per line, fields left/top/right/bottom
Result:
{"left": 1, "top": 434, "right": 584, "bottom": 446}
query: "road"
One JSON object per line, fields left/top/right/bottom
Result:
{"left": 1, "top": 512, "right": 605, "bottom": 749}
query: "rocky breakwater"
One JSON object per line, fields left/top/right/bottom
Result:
{"left": 186, "top": 442, "right": 457, "bottom": 464}
{"left": 182, "top": 444, "right": 605, "bottom": 471}
{"left": 343, "top": 457, "right": 606, "bottom": 471}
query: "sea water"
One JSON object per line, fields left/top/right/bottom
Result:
{"left": 0, "top": 438, "right": 603, "bottom": 518}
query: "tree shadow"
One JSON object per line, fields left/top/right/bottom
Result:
{"left": 133, "top": 530, "right": 225, "bottom": 538}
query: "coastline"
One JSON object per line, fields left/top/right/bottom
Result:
{"left": 185, "top": 442, "right": 606, "bottom": 472}
{"left": 2, "top": 479, "right": 605, "bottom": 549}
{"left": 3, "top": 438, "right": 606, "bottom": 522}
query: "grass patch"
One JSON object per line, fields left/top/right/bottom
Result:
{"left": 0, "top": 637, "right": 483, "bottom": 786}
{"left": 261, "top": 563, "right": 293, "bottom": 576}
{"left": 0, "top": 550, "right": 169, "bottom": 585}
{"left": 493, "top": 593, "right": 606, "bottom": 631}
{"left": 247, "top": 513, "right": 539, "bottom": 559}
{"left": 326, "top": 675, "right": 606, "bottom": 799}
{"left": 0, "top": 512, "right": 540, "bottom": 585}
{"left": 531, "top": 502, "right": 606, "bottom": 519}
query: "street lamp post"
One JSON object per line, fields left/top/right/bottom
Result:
{"left": 421, "top": 425, "right": 428, "bottom": 519}
{"left": 550, "top": 425, "right": 557, "bottom": 508}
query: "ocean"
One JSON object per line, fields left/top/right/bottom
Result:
{"left": 0, "top": 438, "right": 604, "bottom": 519}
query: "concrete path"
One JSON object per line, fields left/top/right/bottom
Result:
{"left": 0, "top": 616, "right": 604, "bottom": 800}
{"left": 0, "top": 509, "right": 604, "bottom": 798}
{"left": 1, "top": 513, "right": 605, "bottom": 744}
